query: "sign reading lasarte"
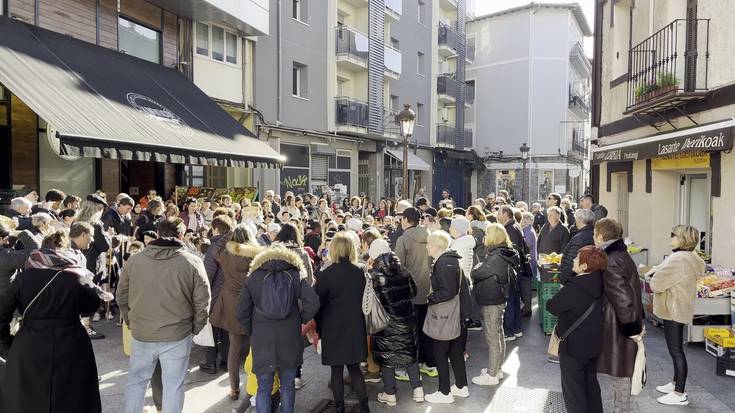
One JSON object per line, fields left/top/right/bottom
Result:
{"left": 593, "top": 126, "right": 734, "bottom": 163}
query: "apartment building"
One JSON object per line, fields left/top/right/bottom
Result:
{"left": 591, "top": 0, "right": 735, "bottom": 265}
{"left": 0, "top": 0, "right": 277, "bottom": 201}
{"left": 467, "top": 2, "right": 592, "bottom": 204}
{"left": 254, "top": 0, "right": 479, "bottom": 204}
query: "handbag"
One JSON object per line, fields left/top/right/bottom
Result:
{"left": 630, "top": 332, "right": 647, "bottom": 395}
{"left": 10, "top": 270, "right": 62, "bottom": 336}
{"left": 362, "top": 267, "right": 390, "bottom": 335}
{"left": 547, "top": 299, "right": 598, "bottom": 357}
{"left": 423, "top": 267, "right": 463, "bottom": 341}
{"left": 193, "top": 320, "right": 215, "bottom": 347}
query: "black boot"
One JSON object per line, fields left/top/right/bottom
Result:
{"left": 334, "top": 400, "right": 346, "bottom": 413}
{"left": 358, "top": 397, "right": 370, "bottom": 413}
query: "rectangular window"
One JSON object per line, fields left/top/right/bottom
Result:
{"left": 417, "top": 51, "right": 425, "bottom": 75}
{"left": 226, "top": 31, "right": 238, "bottom": 64}
{"left": 391, "top": 37, "right": 400, "bottom": 50}
{"left": 118, "top": 17, "right": 161, "bottom": 64}
{"left": 416, "top": 102, "right": 424, "bottom": 126}
{"left": 293, "top": 0, "right": 308, "bottom": 22}
{"left": 195, "top": 22, "right": 209, "bottom": 56}
{"left": 292, "top": 62, "right": 308, "bottom": 98}
{"left": 183, "top": 165, "right": 205, "bottom": 187}
{"left": 206, "top": 166, "right": 227, "bottom": 188}
{"left": 211, "top": 25, "right": 225, "bottom": 61}
{"left": 293, "top": 0, "right": 300, "bottom": 20}
{"left": 418, "top": 0, "right": 426, "bottom": 25}
{"left": 390, "top": 95, "right": 399, "bottom": 111}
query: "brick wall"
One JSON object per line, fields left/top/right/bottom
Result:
{"left": 10, "top": 95, "right": 38, "bottom": 191}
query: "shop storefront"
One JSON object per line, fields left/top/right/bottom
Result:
{"left": 0, "top": 18, "right": 281, "bottom": 201}
{"left": 593, "top": 118, "right": 735, "bottom": 265}
{"left": 382, "top": 147, "right": 431, "bottom": 200}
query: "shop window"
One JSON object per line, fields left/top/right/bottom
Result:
{"left": 118, "top": 17, "right": 161, "bottom": 64}
{"left": 183, "top": 165, "right": 205, "bottom": 187}
{"left": 206, "top": 166, "right": 227, "bottom": 188}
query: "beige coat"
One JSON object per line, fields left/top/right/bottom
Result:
{"left": 647, "top": 251, "right": 705, "bottom": 324}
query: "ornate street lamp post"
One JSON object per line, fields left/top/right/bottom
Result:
{"left": 520, "top": 142, "right": 530, "bottom": 202}
{"left": 396, "top": 104, "right": 416, "bottom": 200}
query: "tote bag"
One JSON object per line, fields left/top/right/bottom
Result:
{"left": 423, "top": 268, "right": 463, "bottom": 341}
{"left": 631, "top": 339, "right": 647, "bottom": 395}
{"left": 362, "top": 268, "right": 390, "bottom": 334}
{"left": 193, "top": 320, "right": 215, "bottom": 347}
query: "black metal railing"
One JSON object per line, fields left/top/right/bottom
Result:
{"left": 335, "top": 97, "right": 369, "bottom": 128}
{"left": 568, "top": 90, "right": 589, "bottom": 113}
{"left": 438, "top": 22, "right": 459, "bottom": 53}
{"left": 626, "top": 18, "right": 710, "bottom": 110}
{"left": 335, "top": 26, "right": 369, "bottom": 63}
{"left": 571, "top": 130, "right": 587, "bottom": 155}
{"left": 464, "top": 129, "right": 473, "bottom": 148}
{"left": 437, "top": 124, "right": 455, "bottom": 146}
{"left": 437, "top": 74, "right": 457, "bottom": 98}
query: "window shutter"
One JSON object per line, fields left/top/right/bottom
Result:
{"left": 311, "top": 155, "right": 328, "bottom": 181}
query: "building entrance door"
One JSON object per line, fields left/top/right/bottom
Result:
{"left": 678, "top": 173, "right": 710, "bottom": 253}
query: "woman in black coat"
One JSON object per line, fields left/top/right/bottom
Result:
{"left": 313, "top": 232, "right": 369, "bottom": 413}
{"left": 0, "top": 231, "right": 102, "bottom": 413}
{"left": 547, "top": 246, "right": 606, "bottom": 413}
{"left": 367, "top": 240, "right": 423, "bottom": 406}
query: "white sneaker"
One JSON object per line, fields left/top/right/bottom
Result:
{"left": 656, "top": 382, "right": 675, "bottom": 394}
{"left": 657, "top": 392, "right": 689, "bottom": 406}
{"left": 377, "top": 392, "right": 397, "bottom": 407}
{"left": 250, "top": 395, "right": 256, "bottom": 407}
{"left": 413, "top": 387, "right": 425, "bottom": 402}
{"left": 294, "top": 377, "right": 305, "bottom": 390}
{"left": 504, "top": 334, "right": 516, "bottom": 342}
{"left": 472, "top": 372, "right": 500, "bottom": 386}
{"left": 451, "top": 384, "right": 469, "bottom": 398}
{"left": 481, "top": 368, "right": 503, "bottom": 380}
{"left": 425, "top": 391, "right": 454, "bottom": 404}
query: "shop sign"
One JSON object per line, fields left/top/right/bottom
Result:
{"left": 651, "top": 152, "right": 710, "bottom": 170}
{"left": 281, "top": 168, "right": 309, "bottom": 196}
{"left": 593, "top": 125, "right": 734, "bottom": 163}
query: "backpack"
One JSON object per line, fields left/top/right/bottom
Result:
{"left": 257, "top": 270, "right": 297, "bottom": 320}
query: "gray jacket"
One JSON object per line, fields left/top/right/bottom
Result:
{"left": 395, "top": 225, "right": 432, "bottom": 305}
{"left": 117, "top": 238, "right": 211, "bottom": 342}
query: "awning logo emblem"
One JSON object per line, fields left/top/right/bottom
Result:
{"left": 126, "top": 93, "right": 193, "bottom": 137}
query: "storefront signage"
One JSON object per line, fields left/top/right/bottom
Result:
{"left": 651, "top": 152, "right": 710, "bottom": 170}
{"left": 593, "top": 125, "right": 734, "bottom": 163}
{"left": 126, "top": 92, "right": 193, "bottom": 137}
{"left": 280, "top": 168, "right": 309, "bottom": 196}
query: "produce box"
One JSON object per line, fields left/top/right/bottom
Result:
{"left": 706, "top": 339, "right": 733, "bottom": 358}
{"left": 704, "top": 327, "right": 735, "bottom": 347}
{"left": 715, "top": 348, "right": 735, "bottom": 378}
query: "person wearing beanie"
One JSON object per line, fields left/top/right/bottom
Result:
{"left": 367, "top": 238, "right": 424, "bottom": 406}
{"left": 346, "top": 217, "right": 363, "bottom": 233}
{"left": 449, "top": 217, "right": 475, "bottom": 278}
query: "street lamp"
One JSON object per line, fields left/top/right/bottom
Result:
{"left": 520, "top": 142, "right": 530, "bottom": 202}
{"left": 396, "top": 104, "right": 416, "bottom": 200}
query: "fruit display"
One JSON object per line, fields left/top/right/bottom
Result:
{"left": 539, "top": 253, "right": 562, "bottom": 266}
{"left": 697, "top": 271, "right": 735, "bottom": 298}
{"left": 627, "top": 245, "right": 643, "bottom": 254}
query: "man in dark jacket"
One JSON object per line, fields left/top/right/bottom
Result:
{"left": 199, "top": 215, "right": 233, "bottom": 374}
{"left": 537, "top": 206, "right": 571, "bottom": 255}
{"left": 134, "top": 199, "right": 163, "bottom": 242}
{"left": 532, "top": 203, "right": 546, "bottom": 233}
{"left": 31, "top": 189, "right": 65, "bottom": 219}
{"left": 579, "top": 194, "right": 608, "bottom": 223}
{"left": 559, "top": 209, "right": 596, "bottom": 285}
{"left": 236, "top": 245, "right": 319, "bottom": 413}
{"left": 497, "top": 205, "right": 530, "bottom": 328}
{"left": 102, "top": 196, "right": 134, "bottom": 237}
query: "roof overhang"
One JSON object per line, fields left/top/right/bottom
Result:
{"left": 146, "top": 0, "right": 269, "bottom": 36}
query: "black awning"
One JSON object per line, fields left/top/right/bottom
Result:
{"left": 0, "top": 17, "right": 283, "bottom": 168}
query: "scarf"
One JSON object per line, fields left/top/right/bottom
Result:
{"left": 26, "top": 248, "right": 93, "bottom": 279}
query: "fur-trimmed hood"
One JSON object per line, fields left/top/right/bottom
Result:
{"left": 248, "top": 245, "right": 306, "bottom": 276}
{"left": 225, "top": 241, "right": 262, "bottom": 258}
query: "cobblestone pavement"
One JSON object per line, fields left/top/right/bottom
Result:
{"left": 94, "top": 302, "right": 735, "bottom": 413}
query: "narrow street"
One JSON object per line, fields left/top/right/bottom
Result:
{"left": 93, "top": 301, "right": 735, "bottom": 413}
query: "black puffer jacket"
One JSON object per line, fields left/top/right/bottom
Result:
{"left": 471, "top": 246, "right": 519, "bottom": 306}
{"left": 369, "top": 252, "right": 418, "bottom": 369}
{"left": 428, "top": 250, "right": 473, "bottom": 320}
{"left": 559, "top": 224, "right": 595, "bottom": 284}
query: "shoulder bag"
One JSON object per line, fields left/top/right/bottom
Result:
{"left": 10, "top": 271, "right": 63, "bottom": 336}
{"left": 548, "top": 299, "right": 598, "bottom": 357}
{"left": 362, "top": 266, "right": 390, "bottom": 335}
{"left": 423, "top": 267, "right": 463, "bottom": 341}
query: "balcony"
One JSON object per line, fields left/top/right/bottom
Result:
{"left": 436, "top": 124, "right": 456, "bottom": 147}
{"left": 438, "top": 23, "right": 459, "bottom": 57}
{"left": 335, "top": 97, "right": 369, "bottom": 130}
{"left": 385, "top": 0, "right": 401, "bottom": 21}
{"left": 625, "top": 19, "right": 710, "bottom": 115}
{"left": 570, "top": 132, "right": 588, "bottom": 158}
{"left": 384, "top": 107, "right": 400, "bottom": 138}
{"left": 384, "top": 45, "right": 402, "bottom": 80}
{"left": 335, "top": 26, "right": 368, "bottom": 72}
{"left": 437, "top": 74, "right": 457, "bottom": 104}
{"left": 568, "top": 89, "right": 589, "bottom": 116}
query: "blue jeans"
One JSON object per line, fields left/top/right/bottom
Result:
{"left": 124, "top": 335, "right": 193, "bottom": 413}
{"left": 503, "top": 278, "right": 522, "bottom": 336}
{"left": 256, "top": 368, "right": 298, "bottom": 413}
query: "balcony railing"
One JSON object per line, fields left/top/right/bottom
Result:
{"left": 385, "top": 0, "right": 402, "bottom": 19}
{"left": 335, "top": 97, "right": 369, "bottom": 129}
{"left": 626, "top": 18, "right": 710, "bottom": 112}
{"left": 572, "top": 136, "right": 588, "bottom": 156}
{"left": 437, "top": 74, "right": 457, "bottom": 99}
{"left": 568, "top": 92, "right": 589, "bottom": 114}
{"left": 464, "top": 128, "right": 473, "bottom": 148}
{"left": 465, "top": 81, "right": 475, "bottom": 105}
{"left": 438, "top": 22, "right": 459, "bottom": 55}
{"left": 437, "top": 124, "right": 455, "bottom": 146}
{"left": 384, "top": 45, "right": 402, "bottom": 77}
{"left": 335, "top": 26, "right": 368, "bottom": 64}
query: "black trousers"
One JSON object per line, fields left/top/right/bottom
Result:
{"left": 414, "top": 304, "right": 436, "bottom": 367}
{"left": 330, "top": 364, "right": 366, "bottom": 403}
{"left": 663, "top": 319, "right": 687, "bottom": 393}
{"left": 559, "top": 353, "right": 603, "bottom": 413}
{"left": 432, "top": 325, "right": 468, "bottom": 395}
{"left": 519, "top": 274, "right": 533, "bottom": 316}
{"left": 204, "top": 326, "right": 230, "bottom": 367}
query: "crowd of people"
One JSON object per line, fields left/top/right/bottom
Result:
{"left": 0, "top": 186, "right": 704, "bottom": 412}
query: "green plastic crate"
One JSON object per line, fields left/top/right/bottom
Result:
{"left": 541, "top": 311, "right": 557, "bottom": 334}
{"left": 540, "top": 282, "right": 561, "bottom": 299}
{"left": 539, "top": 282, "right": 561, "bottom": 334}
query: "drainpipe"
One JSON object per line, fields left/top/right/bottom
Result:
{"left": 276, "top": 0, "right": 282, "bottom": 126}
{"left": 526, "top": 5, "right": 539, "bottom": 200}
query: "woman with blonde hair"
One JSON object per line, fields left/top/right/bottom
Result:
{"left": 470, "top": 224, "right": 520, "bottom": 386}
{"left": 313, "top": 232, "right": 369, "bottom": 412}
{"left": 646, "top": 225, "right": 704, "bottom": 406}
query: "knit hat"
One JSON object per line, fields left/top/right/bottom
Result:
{"left": 368, "top": 239, "right": 392, "bottom": 260}
{"left": 450, "top": 216, "right": 471, "bottom": 236}
{"left": 346, "top": 217, "right": 363, "bottom": 232}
